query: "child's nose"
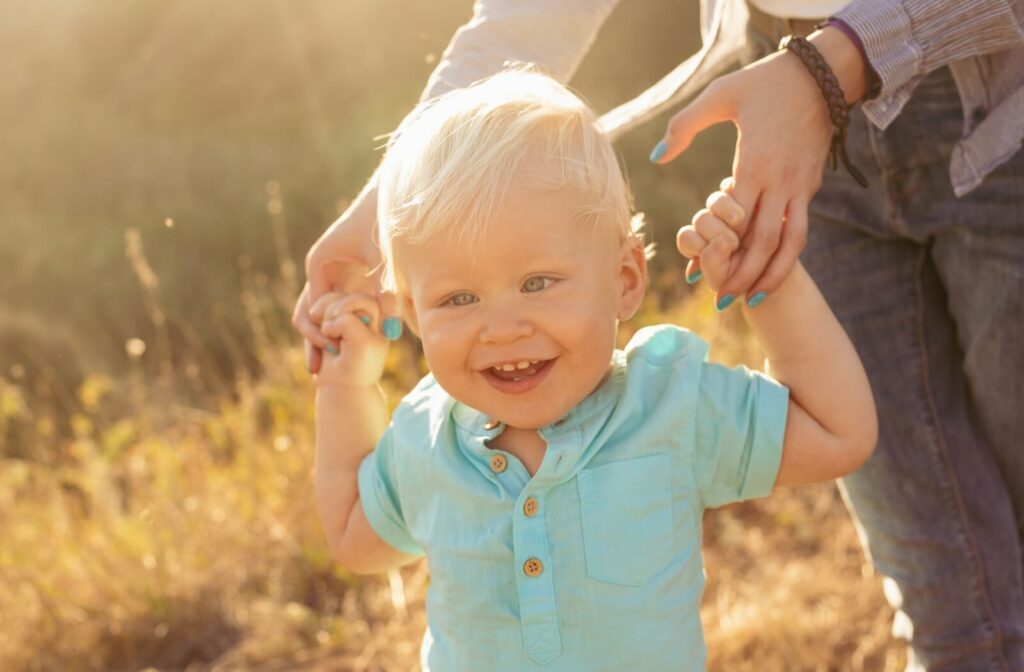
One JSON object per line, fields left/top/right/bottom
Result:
{"left": 478, "top": 307, "right": 534, "bottom": 344}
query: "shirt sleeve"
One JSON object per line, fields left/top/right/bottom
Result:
{"left": 834, "top": 0, "right": 1024, "bottom": 129}
{"left": 357, "top": 427, "right": 425, "bottom": 556}
{"left": 693, "top": 360, "right": 789, "bottom": 509}
{"left": 419, "top": 0, "right": 623, "bottom": 102}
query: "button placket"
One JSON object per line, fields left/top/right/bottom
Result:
{"left": 513, "top": 495, "right": 562, "bottom": 663}
{"left": 512, "top": 441, "right": 563, "bottom": 664}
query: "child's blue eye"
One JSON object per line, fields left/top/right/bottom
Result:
{"left": 522, "top": 276, "right": 555, "bottom": 293}
{"left": 444, "top": 292, "right": 477, "bottom": 307}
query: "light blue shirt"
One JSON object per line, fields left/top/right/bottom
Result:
{"left": 358, "top": 324, "right": 789, "bottom": 671}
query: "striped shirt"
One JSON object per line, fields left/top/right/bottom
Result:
{"left": 419, "top": 0, "right": 1024, "bottom": 197}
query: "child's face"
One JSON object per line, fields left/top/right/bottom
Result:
{"left": 396, "top": 184, "right": 646, "bottom": 430}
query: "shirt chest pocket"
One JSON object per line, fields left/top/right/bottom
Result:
{"left": 577, "top": 453, "right": 675, "bottom": 586}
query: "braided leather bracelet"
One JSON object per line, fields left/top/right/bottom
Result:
{"left": 779, "top": 35, "right": 869, "bottom": 188}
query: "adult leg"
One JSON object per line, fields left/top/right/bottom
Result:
{"left": 930, "top": 152, "right": 1024, "bottom": 544}
{"left": 802, "top": 67, "right": 1024, "bottom": 670}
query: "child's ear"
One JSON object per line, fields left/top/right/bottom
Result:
{"left": 617, "top": 239, "right": 648, "bottom": 321}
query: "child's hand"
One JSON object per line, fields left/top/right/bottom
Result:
{"left": 677, "top": 178, "right": 746, "bottom": 299}
{"left": 308, "top": 292, "right": 390, "bottom": 387}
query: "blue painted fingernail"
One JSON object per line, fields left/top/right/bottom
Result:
{"left": 383, "top": 317, "right": 403, "bottom": 341}
{"left": 747, "top": 291, "right": 767, "bottom": 308}
{"left": 325, "top": 344, "right": 339, "bottom": 355}
{"left": 715, "top": 294, "right": 735, "bottom": 312}
{"left": 686, "top": 270, "right": 702, "bottom": 284}
{"left": 649, "top": 140, "right": 667, "bottom": 162}
{"left": 359, "top": 315, "right": 371, "bottom": 325}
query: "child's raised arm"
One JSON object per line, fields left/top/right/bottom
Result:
{"left": 311, "top": 292, "right": 418, "bottom": 573}
{"left": 681, "top": 192, "right": 877, "bottom": 488}
{"left": 741, "top": 262, "right": 877, "bottom": 486}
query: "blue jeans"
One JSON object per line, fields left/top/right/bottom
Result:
{"left": 746, "top": 22, "right": 1024, "bottom": 670}
{"left": 808, "top": 65, "right": 1024, "bottom": 671}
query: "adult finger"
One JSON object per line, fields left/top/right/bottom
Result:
{"left": 721, "top": 191, "right": 787, "bottom": 298}
{"left": 745, "top": 196, "right": 810, "bottom": 303}
{"left": 726, "top": 176, "right": 760, "bottom": 243}
{"left": 684, "top": 258, "right": 703, "bottom": 284}
{"left": 304, "top": 340, "right": 322, "bottom": 375}
{"left": 376, "top": 291, "right": 404, "bottom": 341}
{"left": 292, "top": 284, "right": 335, "bottom": 352}
{"left": 650, "top": 81, "right": 733, "bottom": 164}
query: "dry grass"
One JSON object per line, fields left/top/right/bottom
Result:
{"left": 0, "top": 256, "right": 904, "bottom": 671}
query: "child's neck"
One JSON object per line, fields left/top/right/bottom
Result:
{"left": 487, "top": 425, "right": 547, "bottom": 477}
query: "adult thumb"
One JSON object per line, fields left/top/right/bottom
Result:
{"left": 649, "top": 81, "right": 732, "bottom": 164}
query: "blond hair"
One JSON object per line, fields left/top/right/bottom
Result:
{"left": 375, "top": 67, "right": 647, "bottom": 293}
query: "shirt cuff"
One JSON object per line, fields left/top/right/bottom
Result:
{"left": 834, "top": 0, "right": 920, "bottom": 129}
{"left": 738, "top": 374, "right": 789, "bottom": 500}
{"left": 357, "top": 452, "right": 425, "bottom": 556}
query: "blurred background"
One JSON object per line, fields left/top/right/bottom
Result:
{"left": 0, "top": 1, "right": 902, "bottom": 670}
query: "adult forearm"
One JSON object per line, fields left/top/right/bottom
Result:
{"left": 807, "top": 25, "right": 869, "bottom": 104}
{"left": 419, "top": 0, "right": 621, "bottom": 102}
{"left": 741, "top": 263, "right": 874, "bottom": 446}
{"left": 314, "top": 385, "right": 388, "bottom": 553}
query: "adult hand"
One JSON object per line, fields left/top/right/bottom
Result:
{"left": 650, "top": 27, "right": 868, "bottom": 308}
{"left": 293, "top": 182, "right": 401, "bottom": 374}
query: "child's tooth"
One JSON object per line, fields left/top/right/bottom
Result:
{"left": 516, "top": 361, "right": 530, "bottom": 369}
{"left": 530, "top": 360, "right": 538, "bottom": 364}
{"left": 501, "top": 364, "right": 516, "bottom": 371}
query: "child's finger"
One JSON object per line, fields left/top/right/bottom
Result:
{"left": 706, "top": 190, "right": 746, "bottom": 237}
{"left": 699, "top": 234, "right": 736, "bottom": 296}
{"left": 676, "top": 225, "right": 710, "bottom": 258}
{"left": 720, "top": 175, "right": 735, "bottom": 193}
{"left": 308, "top": 291, "right": 347, "bottom": 324}
{"left": 321, "top": 312, "right": 378, "bottom": 342}
{"left": 323, "top": 293, "right": 382, "bottom": 332}
{"left": 692, "top": 209, "right": 739, "bottom": 251}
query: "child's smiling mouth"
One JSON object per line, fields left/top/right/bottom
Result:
{"left": 480, "top": 358, "right": 555, "bottom": 393}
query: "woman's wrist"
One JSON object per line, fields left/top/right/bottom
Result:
{"left": 806, "top": 25, "right": 869, "bottom": 104}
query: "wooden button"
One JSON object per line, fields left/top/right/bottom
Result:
{"left": 523, "top": 557, "right": 543, "bottom": 577}
{"left": 523, "top": 497, "right": 539, "bottom": 517}
{"left": 483, "top": 418, "right": 500, "bottom": 430}
{"left": 490, "top": 454, "right": 507, "bottom": 473}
